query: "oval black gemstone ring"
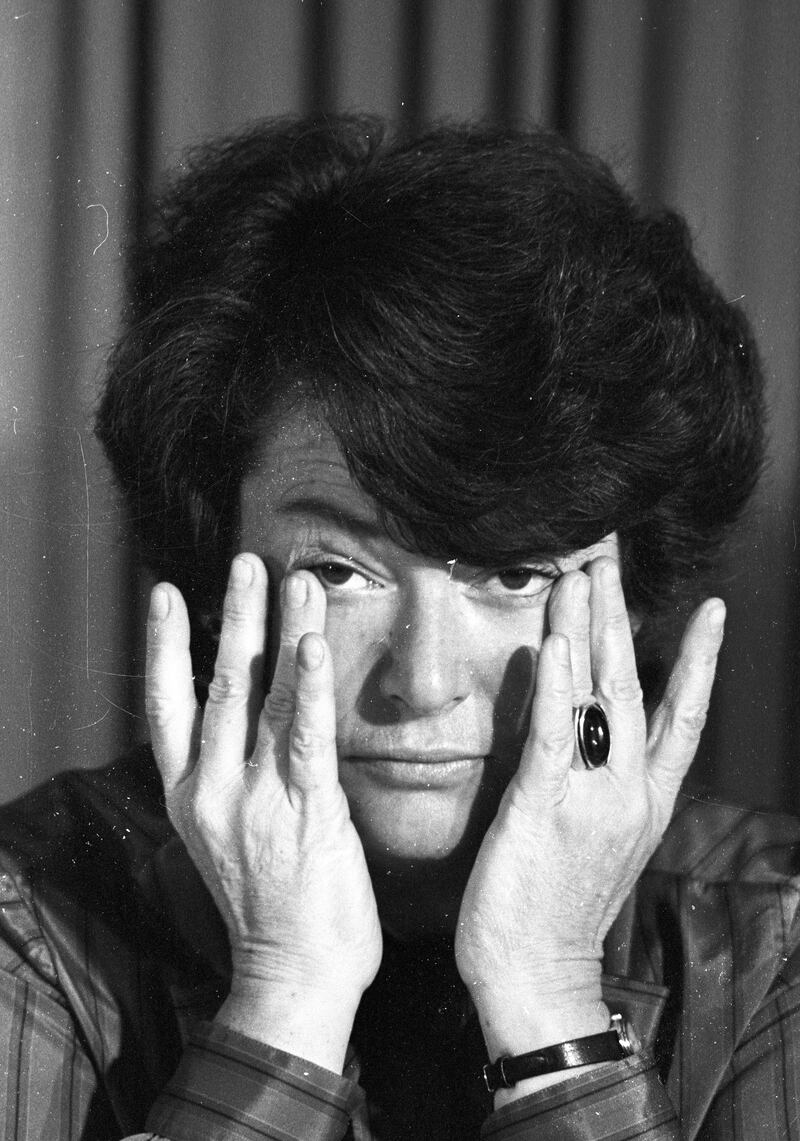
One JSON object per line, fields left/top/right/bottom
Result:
{"left": 573, "top": 702, "right": 611, "bottom": 769}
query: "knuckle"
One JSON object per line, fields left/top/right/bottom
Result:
{"left": 263, "top": 683, "right": 295, "bottom": 722}
{"left": 546, "top": 672, "right": 575, "bottom": 702}
{"left": 186, "top": 793, "right": 215, "bottom": 835}
{"left": 568, "top": 624, "right": 590, "bottom": 645}
{"left": 144, "top": 690, "right": 175, "bottom": 727}
{"left": 291, "top": 721, "right": 328, "bottom": 756}
{"left": 604, "top": 608, "right": 634, "bottom": 636}
{"left": 206, "top": 668, "right": 250, "bottom": 708}
{"left": 220, "top": 594, "right": 254, "bottom": 625}
{"left": 533, "top": 727, "right": 573, "bottom": 762}
{"left": 604, "top": 672, "right": 643, "bottom": 705}
{"left": 670, "top": 702, "right": 709, "bottom": 741}
{"left": 188, "top": 784, "right": 232, "bottom": 834}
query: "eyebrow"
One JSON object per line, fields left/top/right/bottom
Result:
{"left": 276, "top": 495, "right": 388, "bottom": 540}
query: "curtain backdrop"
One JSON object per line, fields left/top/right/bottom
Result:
{"left": 3, "top": 0, "right": 799, "bottom": 811}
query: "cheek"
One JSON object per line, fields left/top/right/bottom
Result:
{"left": 490, "top": 642, "right": 540, "bottom": 745}
{"left": 468, "top": 606, "right": 548, "bottom": 754}
{"left": 323, "top": 601, "right": 388, "bottom": 717}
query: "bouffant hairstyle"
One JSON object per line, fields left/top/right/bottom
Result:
{"left": 96, "top": 114, "right": 764, "bottom": 678}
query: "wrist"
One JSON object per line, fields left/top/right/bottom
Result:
{"left": 487, "top": 1010, "right": 633, "bottom": 1109}
{"left": 230, "top": 939, "right": 370, "bottom": 1004}
{"left": 468, "top": 962, "right": 605, "bottom": 1058}
{"left": 217, "top": 973, "right": 361, "bottom": 1073}
{"left": 479, "top": 995, "right": 611, "bottom": 1062}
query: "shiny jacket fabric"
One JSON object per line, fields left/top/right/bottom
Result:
{"left": 0, "top": 749, "right": 798, "bottom": 1140}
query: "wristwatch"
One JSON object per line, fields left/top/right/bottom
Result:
{"left": 483, "top": 1013, "right": 637, "bottom": 1093}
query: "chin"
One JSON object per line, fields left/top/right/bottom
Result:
{"left": 351, "top": 794, "right": 477, "bottom": 863}
{"left": 339, "top": 758, "right": 510, "bottom": 868}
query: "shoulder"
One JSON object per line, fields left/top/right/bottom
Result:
{"left": 609, "top": 795, "right": 800, "bottom": 1004}
{"left": 0, "top": 746, "right": 169, "bottom": 876}
{"left": 0, "top": 754, "right": 209, "bottom": 1123}
{"left": 645, "top": 795, "right": 800, "bottom": 964}
{"left": 639, "top": 794, "right": 800, "bottom": 1016}
{"left": 651, "top": 793, "right": 800, "bottom": 887}
{"left": 0, "top": 748, "right": 173, "bottom": 933}
{"left": 636, "top": 802, "right": 800, "bottom": 1134}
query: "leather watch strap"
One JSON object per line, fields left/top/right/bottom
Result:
{"left": 483, "top": 1013, "right": 635, "bottom": 1093}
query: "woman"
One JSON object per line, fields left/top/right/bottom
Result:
{"left": 0, "top": 116, "right": 795, "bottom": 1140}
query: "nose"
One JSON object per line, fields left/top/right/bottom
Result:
{"left": 379, "top": 581, "right": 471, "bottom": 716}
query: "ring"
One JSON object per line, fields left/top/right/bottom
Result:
{"left": 573, "top": 702, "right": 611, "bottom": 769}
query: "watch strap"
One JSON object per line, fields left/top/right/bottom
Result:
{"left": 483, "top": 1014, "right": 635, "bottom": 1093}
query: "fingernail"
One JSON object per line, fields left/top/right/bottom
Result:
{"left": 150, "top": 585, "right": 170, "bottom": 620}
{"left": 285, "top": 574, "right": 308, "bottom": 609}
{"left": 231, "top": 555, "right": 255, "bottom": 587}
{"left": 706, "top": 599, "right": 726, "bottom": 631}
{"left": 571, "top": 572, "right": 590, "bottom": 603}
{"left": 600, "top": 559, "right": 619, "bottom": 588}
{"left": 300, "top": 634, "right": 324, "bottom": 670}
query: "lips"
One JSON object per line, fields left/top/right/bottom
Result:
{"left": 345, "top": 747, "right": 488, "bottom": 764}
{"left": 341, "top": 751, "right": 488, "bottom": 790}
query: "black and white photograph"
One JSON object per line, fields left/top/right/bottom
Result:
{"left": 1, "top": 3, "right": 799, "bottom": 1137}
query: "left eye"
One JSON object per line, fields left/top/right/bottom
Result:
{"left": 489, "top": 568, "right": 551, "bottom": 595}
{"left": 313, "top": 562, "right": 375, "bottom": 592}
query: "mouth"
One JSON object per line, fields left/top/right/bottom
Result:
{"left": 341, "top": 751, "right": 487, "bottom": 790}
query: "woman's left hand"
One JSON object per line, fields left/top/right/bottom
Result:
{"left": 454, "top": 556, "right": 725, "bottom": 1059}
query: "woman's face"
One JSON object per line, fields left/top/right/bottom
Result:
{"left": 239, "top": 404, "right": 619, "bottom": 875}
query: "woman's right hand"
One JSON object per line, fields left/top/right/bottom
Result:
{"left": 145, "top": 553, "right": 382, "bottom": 1072}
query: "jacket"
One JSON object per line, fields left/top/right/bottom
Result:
{"left": 0, "top": 748, "right": 798, "bottom": 1139}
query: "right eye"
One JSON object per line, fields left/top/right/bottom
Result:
{"left": 313, "top": 561, "right": 377, "bottom": 592}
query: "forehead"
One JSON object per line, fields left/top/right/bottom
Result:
{"left": 240, "top": 401, "right": 375, "bottom": 526}
{"left": 250, "top": 400, "right": 346, "bottom": 476}
{"left": 239, "top": 401, "right": 619, "bottom": 570}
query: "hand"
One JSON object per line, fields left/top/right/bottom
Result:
{"left": 455, "top": 557, "right": 725, "bottom": 1061}
{"left": 145, "top": 554, "right": 382, "bottom": 1070}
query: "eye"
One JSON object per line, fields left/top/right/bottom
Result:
{"left": 313, "top": 561, "right": 377, "bottom": 592}
{"left": 486, "top": 567, "right": 554, "bottom": 596}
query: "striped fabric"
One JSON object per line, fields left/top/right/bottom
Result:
{"left": 149, "top": 1023, "right": 362, "bottom": 1140}
{"left": 0, "top": 751, "right": 798, "bottom": 1140}
{"left": 482, "top": 1055, "right": 680, "bottom": 1140}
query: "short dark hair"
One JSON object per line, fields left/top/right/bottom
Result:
{"left": 96, "top": 114, "right": 764, "bottom": 676}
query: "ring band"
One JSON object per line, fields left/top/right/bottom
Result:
{"left": 573, "top": 702, "right": 611, "bottom": 769}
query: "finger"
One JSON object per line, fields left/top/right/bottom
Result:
{"left": 515, "top": 633, "right": 575, "bottom": 799}
{"left": 145, "top": 583, "right": 199, "bottom": 794}
{"left": 200, "top": 554, "right": 267, "bottom": 785}
{"left": 647, "top": 598, "right": 725, "bottom": 793}
{"left": 287, "top": 632, "right": 339, "bottom": 800}
{"left": 261, "top": 571, "right": 327, "bottom": 731}
{"left": 547, "top": 570, "right": 593, "bottom": 705}
{"left": 589, "top": 558, "right": 645, "bottom": 773}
